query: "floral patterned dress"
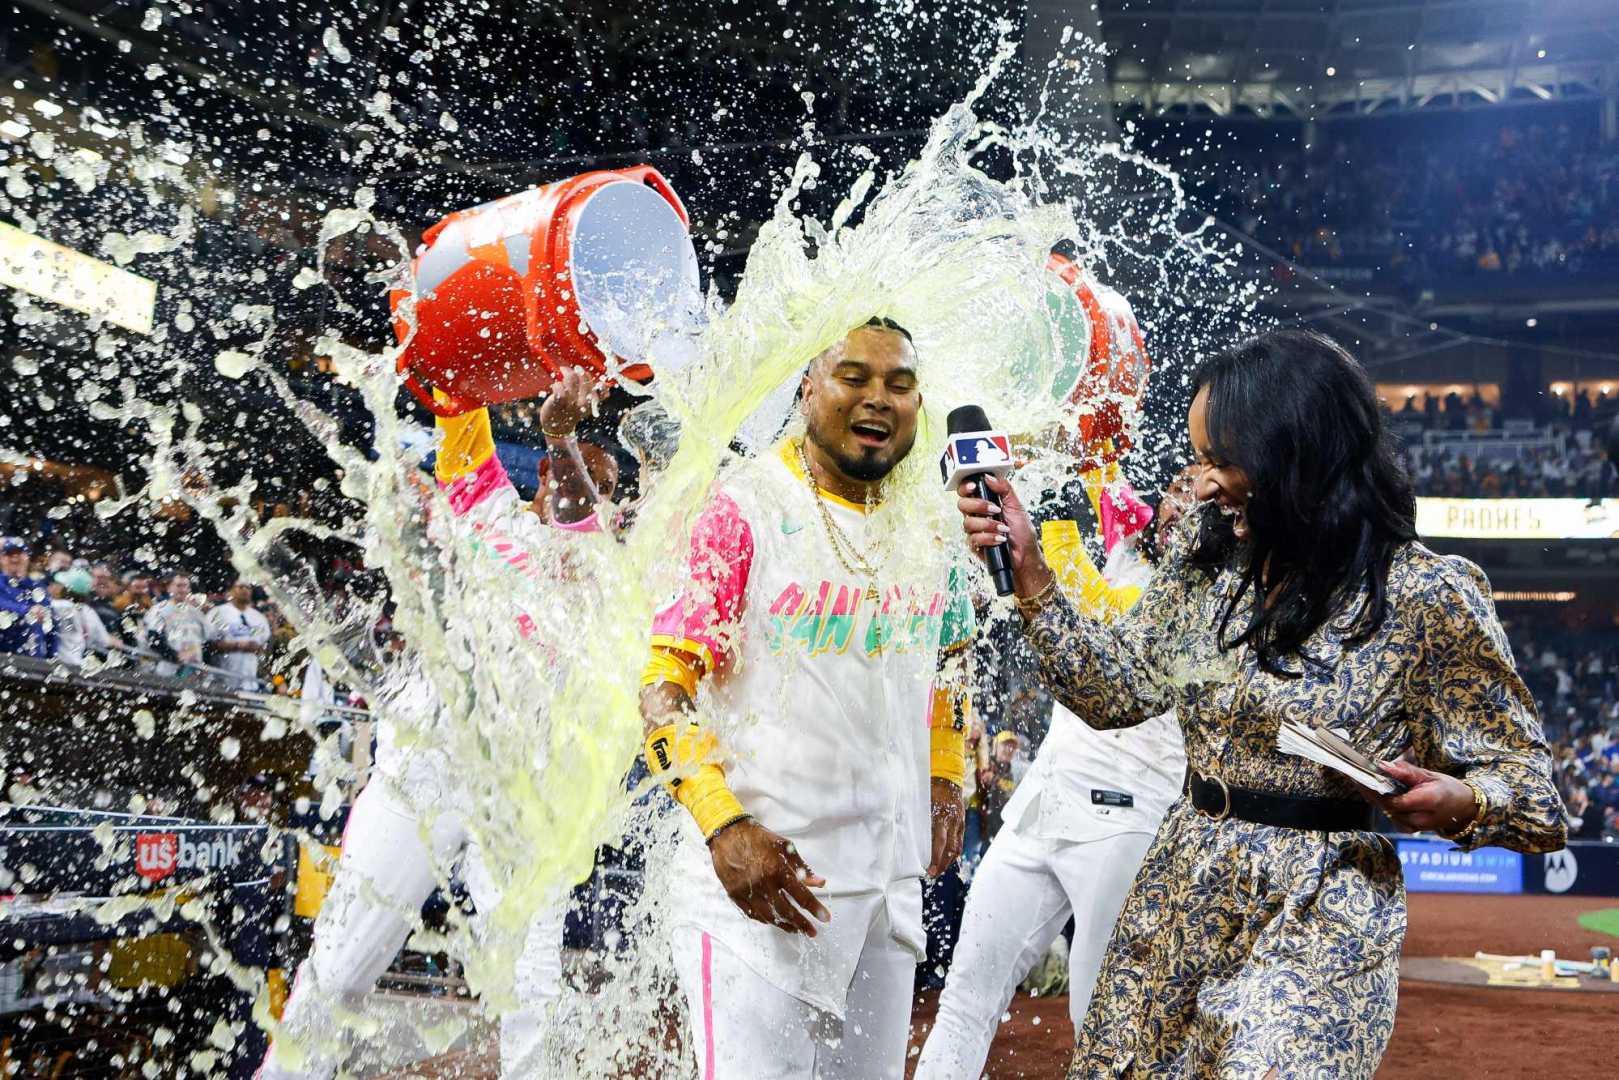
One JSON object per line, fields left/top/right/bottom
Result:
{"left": 1021, "top": 537, "right": 1566, "bottom": 1079}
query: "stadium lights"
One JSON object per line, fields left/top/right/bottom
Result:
{"left": 1537, "top": 49, "right": 1547, "bottom": 58}
{"left": 1495, "top": 591, "right": 1576, "bottom": 603}
{"left": 1325, "top": 66, "right": 1336, "bottom": 76}
{"left": 1526, "top": 317, "right": 1538, "bottom": 327}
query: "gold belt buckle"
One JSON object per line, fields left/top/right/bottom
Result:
{"left": 1199, "top": 773, "right": 1231, "bottom": 821}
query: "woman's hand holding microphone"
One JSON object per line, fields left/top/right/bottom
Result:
{"left": 956, "top": 475, "right": 1055, "bottom": 613}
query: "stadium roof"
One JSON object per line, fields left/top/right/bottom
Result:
{"left": 1092, "top": 0, "right": 1619, "bottom": 118}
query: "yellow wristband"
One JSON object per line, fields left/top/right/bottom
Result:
{"left": 929, "top": 723, "right": 968, "bottom": 786}
{"left": 640, "top": 647, "right": 701, "bottom": 699}
{"left": 644, "top": 723, "right": 747, "bottom": 838}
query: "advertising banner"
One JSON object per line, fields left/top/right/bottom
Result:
{"left": 1397, "top": 837, "right": 1523, "bottom": 894}
{"left": 1415, "top": 497, "right": 1619, "bottom": 541}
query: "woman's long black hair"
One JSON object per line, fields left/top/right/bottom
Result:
{"left": 1188, "top": 329, "right": 1417, "bottom": 676}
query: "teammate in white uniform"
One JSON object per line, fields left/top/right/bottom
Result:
{"left": 260, "top": 370, "right": 611, "bottom": 1080}
{"left": 915, "top": 474, "right": 1189, "bottom": 1080}
{"left": 639, "top": 320, "right": 975, "bottom": 1080}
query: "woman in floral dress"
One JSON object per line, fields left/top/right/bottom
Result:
{"left": 956, "top": 329, "right": 1565, "bottom": 1078}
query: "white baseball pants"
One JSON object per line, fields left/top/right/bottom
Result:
{"left": 912, "top": 827, "right": 1154, "bottom": 1080}
{"left": 670, "top": 908, "right": 915, "bottom": 1080}
{"left": 258, "top": 777, "right": 564, "bottom": 1079}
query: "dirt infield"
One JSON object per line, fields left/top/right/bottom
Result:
{"left": 906, "top": 892, "right": 1619, "bottom": 1079}
{"left": 385, "top": 892, "right": 1618, "bottom": 1077}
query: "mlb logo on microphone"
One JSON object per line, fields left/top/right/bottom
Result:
{"left": 136, "top": 832, "right": 178, "bottom": 882}
{"left": 940, "top": 431, "right": 1013, "bottom": 487}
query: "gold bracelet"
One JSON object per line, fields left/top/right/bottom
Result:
{"left": 541, "top": 426, "right": 577, "bottom": 440}
{"left": 1014, "top": 574, "right": 1058, "bottom": 615}
{"left": 1441, "top": 779, "right": 1488, "bottom": 844}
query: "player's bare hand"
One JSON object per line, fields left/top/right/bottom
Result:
{"left": 539, "top": 366, "right": 599, "bottom": 438}
{"left": 956, "top": 474, "right": 1054, "bottom": 604}
{"left": 708, "top": 819, "right": 830, "bottom": 936}
{"left": 928, "top": 777, "right": 964, "bottom": 877}
{"left": 1361, "top": 759, "right": 1479, "bottom": 835}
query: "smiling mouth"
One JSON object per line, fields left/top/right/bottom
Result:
{"left": 850, "top": 420, "right": 891, "bottom": 449}
{"left": 1217, "top": 501, "right": 1250, "bottom": 538}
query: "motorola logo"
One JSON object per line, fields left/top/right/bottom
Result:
{"left": 1543, "top": 849, "right": 1579, "bottom": 894}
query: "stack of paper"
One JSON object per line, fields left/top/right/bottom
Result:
{"left": 1277, "top": 720, "right": 1405, "bottom": 795}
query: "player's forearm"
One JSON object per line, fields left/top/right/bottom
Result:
{"left": 640, "top": 647, "right": 750, "bottom": 838}
{"left": 638, "top": 679, "right": 695, "bottom": 736}
{"left": 545, "top": 434, "right": 600, "bottom": 524}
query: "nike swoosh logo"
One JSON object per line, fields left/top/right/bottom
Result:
{"left": 782, "top": 520, "right": 805, "bottom": 535}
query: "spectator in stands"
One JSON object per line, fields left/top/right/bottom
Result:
{"left": 109, "top": 572, "right": 155, "bottom": 641}
{"left": 0, "top": 537, "right": 57, "bottom": 658}
{"left": 975, "top": 730, "right": 1025, "bottom": 845}
{"left": 141, "top": 572, "right": 210, "bottom": 676}
{"left": 1567, "top": 786, "right": 1605, "bottom": 841}
{"left": 47, "top": 568, "right": 115, "bottom": 666}
{"left": 208, "top": 578, "right": 271, "bottom": 691}
{"left": 87, "top": 563, "right": 124, "bottom": 633}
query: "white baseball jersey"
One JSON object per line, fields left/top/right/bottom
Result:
{"left": 209, "top": 602, "right": 271, "bottom": 689}
{"left": 48, "top": 599, "right": 112, "bottom": 666}
{"left": 652, "top": 440, "right": 973, "bottom": 1017}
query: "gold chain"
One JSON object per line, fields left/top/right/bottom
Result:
{"left": 796, "top": 440, "right": 889, "bottom": 599}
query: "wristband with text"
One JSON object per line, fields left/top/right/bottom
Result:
{"left": 644, "top": 723, "right": 748, "bottom": 839}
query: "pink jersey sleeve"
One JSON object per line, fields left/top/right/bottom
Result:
{"left": 442, "top": 451, "right": 514, "bottom": 517}
{"left": 438, "top": 450, "right": 599, "bottom": 648}
{"left": 650, "top": 490, "right": 753, "bottom": 676}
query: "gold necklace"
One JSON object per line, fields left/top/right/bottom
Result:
{"left": 797, "top": 440, "right": 888, "bottom": 602}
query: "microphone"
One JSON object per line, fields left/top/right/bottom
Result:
{"left": 942, "top": 405, "right": 1016, "bottom": 596}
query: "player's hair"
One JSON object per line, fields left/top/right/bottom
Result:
{"left": 863, "top": 315, "right": 913, "bottom": 343}
{"left": 1189, "top": 329, "right": 1416, "bottom": 677}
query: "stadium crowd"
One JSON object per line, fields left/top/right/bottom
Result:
{"left": 0, "top": 532, "right": 302, "bottom": 693}
{"left": 1404, "top": 439, "right": 1615, "bottom": 500}
{"left": 1217, "top": 117, "right": 1619, "bottom": 278}
{"left": 1508, "top": 616, "right": 1619, "bottom": 842}
{"left": 1385, "top": 389, "right": 1618, "bottom": 500}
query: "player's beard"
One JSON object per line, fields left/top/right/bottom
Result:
{"left": 805, "top": 419, "right": 916, "bottom": 484}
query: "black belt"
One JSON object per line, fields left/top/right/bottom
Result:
{"left": 1187, "top": 772, "right": 1373, "bottom": 832}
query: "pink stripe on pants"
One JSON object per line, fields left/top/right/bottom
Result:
{"left": 701, "top": 932, "right": 715, "bottom": 1079}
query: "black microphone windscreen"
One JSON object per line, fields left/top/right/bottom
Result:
{"left": 947, "top": 405, "right": 991, "bottom": 435}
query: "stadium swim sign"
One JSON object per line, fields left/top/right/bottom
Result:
{"left": 1396, "top": 837, "right": 1619, "bottom": 896}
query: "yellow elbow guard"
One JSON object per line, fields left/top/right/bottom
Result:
{"left": 640, "top": 647, "right": 701, "bottom": 699}
{"left": 644, "top": 723, "right": 747, "bottom": 839}
{"left": 929, "top": 722, "right": 968, "bottom": 786}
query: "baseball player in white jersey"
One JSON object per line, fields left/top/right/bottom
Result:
{"left": 260, "top": 370, "right": 611, "bottom": 1080}
{"left": 914, "top": 473, "right": 1189, "bottom": 1080}
{"left": 638, "top": 319, "right": 975, "bottom": 1080}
